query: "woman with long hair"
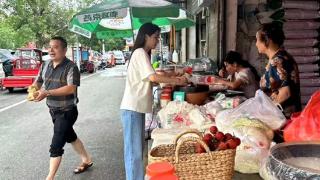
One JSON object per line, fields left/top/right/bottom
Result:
{"left": 120, "top": 23, "right": 187, "bottom": 180}
{"left": 212, "top": 51, "right": 259, "bottom": 98}
{"left": 256, "top": 23, "right": 301, "bottom": 118}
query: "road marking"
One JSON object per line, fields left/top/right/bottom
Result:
{"left": 0, "top": 100, "right": 28, "bottom": 113}
{"left": 0, "top": 70, "right": 103, "bottom": 113}
{"left": 81, "top": 71, "right": 101, "bottom": 80}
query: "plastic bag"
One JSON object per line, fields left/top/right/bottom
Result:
{"left": 184, "top": 57, "right": 218, "bottom": 74}
{"left": 284, "top": 90, "right": 320, "bottom": 142}
{"left": 216, "top": 116, "right": 274, "bottom": 174}
{"left": 188, "top": 108, "right": 210, "bottom": 126}
{"left": 231, "top": 124, "right": 272, "bottom": 174}
{"left": 214, "top": 93, "right": 247, "bottom": 109}
{"left": 235, "top": 147, "right": 268, "bottom": 174}
{"left": 259, "top": 143, "right": 277, "bottom": 180}
{"left": 158, "top": 101, "right": 210, "bottom": 129}
{"left": 216, "top": 90, "right": 286, "bottom": 130}
{"left": 145, "top": 113, "right": 158, "bottom": 131}
{"left": 203, "top": 101, "right": 223, "bottom": 119}
{"left": 158, "top": 101, "right": 194, "bottom": 129}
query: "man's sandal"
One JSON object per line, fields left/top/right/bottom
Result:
{"left": 74, "top": 162, "right": 93, "bottom": 174}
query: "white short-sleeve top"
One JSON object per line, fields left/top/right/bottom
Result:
{"left": 234, "top": 68, "right": 259, "bottom": 98}
{"left": 120, "top": 48, "right": 156, "bottom": 113}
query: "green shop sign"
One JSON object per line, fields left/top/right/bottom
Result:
{"left": 69, "top": 25, "right": 92, "bottom": 38}
{"left": 77, "top": 8, "right": 128, "bottom": 24}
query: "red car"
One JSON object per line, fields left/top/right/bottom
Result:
{"left": 1, "top": 48, "right": 43, "bottom": 92}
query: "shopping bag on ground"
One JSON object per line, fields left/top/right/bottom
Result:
{"left": 284, "top": 90, "right": 320, "bottom": 142}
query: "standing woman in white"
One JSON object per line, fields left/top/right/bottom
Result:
{"left": 120, "top": 23, "right": 187, "bottom": 180}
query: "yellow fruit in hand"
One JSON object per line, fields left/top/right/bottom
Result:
{"left": 27, "top": 85, "right": 37, "bottom": 101}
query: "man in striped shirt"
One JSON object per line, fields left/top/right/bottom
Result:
{"left": 33, "top": 37, "right": 92, "bottom": 180}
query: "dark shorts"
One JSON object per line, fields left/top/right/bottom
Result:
{"left": 49, "top": 106, "right": 78, "bottom": 157}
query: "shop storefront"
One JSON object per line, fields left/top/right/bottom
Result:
{"left": 179, "top": 0, "right": 222, "bottom": 67}
{"left": 146, "top": 2, "right": 320, "bottom": 180}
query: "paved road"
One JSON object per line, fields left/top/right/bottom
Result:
{"left": 0, "top": 66, "right": 127, "bottom": 180}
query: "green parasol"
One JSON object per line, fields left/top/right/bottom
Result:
{"left": 69, "top": 0, "right": 195, "bottom": 39}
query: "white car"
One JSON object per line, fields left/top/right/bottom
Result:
{"left": 0, "top": 62, "right": 4, "bottom": 78}
{"left": 102, "top": 52, "right": 111, "bottom": 61}
{"left": 42, "top": 55, "right": 51, "bottom": 61}
{"left": 113, "top": 51, "right": 125, "bottom": 65}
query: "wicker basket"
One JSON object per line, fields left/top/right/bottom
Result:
{"left": 149, "top": 130, "right": 236, "bottom": 180}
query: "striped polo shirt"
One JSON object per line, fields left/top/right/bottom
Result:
{"left": 35, "top": 58, "right": 80, "bottom": 110}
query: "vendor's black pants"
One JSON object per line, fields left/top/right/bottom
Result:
{"left": 49, "top": 106, "right": 78, "bottom": 157}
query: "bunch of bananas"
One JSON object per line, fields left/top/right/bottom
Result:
{"left": 27, "top": 85, "right": 38, "bottom": 101}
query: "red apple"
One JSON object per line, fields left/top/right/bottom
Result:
{"left": 208, "top": 143, "right": 214, "bottom": 151}
{"left": 209, "top": 126, "right": 218, "bottom": 134}
{"left": 217, "top": 142, "right": 228, "bottom": 151}
{"left": 233, "top": 137, "right": 241, "bottom": 146}
{"left": 225, "top": 133, "right": 233, "bottom": 141}
{"left": 203, "top": 133, "right": 213, "bottom": 142}
{"left": 215, "top": 132, "right": 225, "bottom": 141}
{"left": 226, "top": 139, "right": 238, "bottom": 149}
{"left": 195, "top": 143, "right": 205, "bottom": 153}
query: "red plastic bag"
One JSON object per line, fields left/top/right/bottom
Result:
{"left": 284, "top": 91, "right": 320, "bottom": 142}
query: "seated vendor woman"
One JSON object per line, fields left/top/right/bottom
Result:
{"left": 212, "top": 51, "right": 259, "bottom": 98}
{"left": 256, "top": 23, "right": 301, "bottom": 118}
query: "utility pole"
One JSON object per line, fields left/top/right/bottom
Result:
{"left": 76, "top": 35, "right": 80, "bottom": 68}
{"left": 102, "top": 39, "right": 105, "bottom": 54}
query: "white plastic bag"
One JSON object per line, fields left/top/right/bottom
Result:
{"left": 158, "top": 101, "right": 211, "bottom": 129}
{"left": 188, "top": 108, "right": 210, "bottom": 126}
{"left": 233, "top": 126, "right": 271, "bottom": 174}
{"left": 216, "top": 90, "right": 286, "bottom": 130}
{"left": 259, "top": 146, "right": 278, "bottom": 180}
{"left": 203, "top": 101, "right": 223, "bottom": 118}
{"left": 235, "top": 147, "right": 268, "bottom": 174}
{"left": 214, "top": 93, "right": 247, "bottom": 109}
{"left": 216, "top": 117, "right": 274, "bottom": 174}
{"left": 215, "top": 109, "right": 233, "bottom": 132}
{"left": 158, "top": 101, "right": 194, "bottom": 129}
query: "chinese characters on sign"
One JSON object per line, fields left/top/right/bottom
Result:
{"left": 69, "top": 25, "right": 92, "bottom": 38}
{"left": 97, "top": 31, "right": 133, "bottom": 38}
{"left": 77, "top": 8, "right": 128, "bottom": 23}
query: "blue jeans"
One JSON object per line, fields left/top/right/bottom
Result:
{"left": 121, "top": 110, "right": 145, "bottom": 180}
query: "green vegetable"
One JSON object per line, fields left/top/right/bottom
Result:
{"left": 232, "top": 117, "right": 271, "bottom": 132}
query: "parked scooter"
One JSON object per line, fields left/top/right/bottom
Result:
{"left": 98, "top": 60, "right": 113, "bottom": 70}
{"left": 98, "top": 60, "right": 107, "bottom": 70}
{"left": 80, "top": 61, "right": 95, "bottom": 73}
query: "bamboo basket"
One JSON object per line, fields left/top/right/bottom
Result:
{"left": 149, "top": 130, "right": 236, "bottom": 180}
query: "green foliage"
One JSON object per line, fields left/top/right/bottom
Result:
{"left": 0, "top": 0, "right": 126, "bottom": 52}
{"left": 0, "top": 18, "right": 35, "bottom": 49}
{"left": 77, "top": 36, "right": 126, "bottom": 52}
{"left": 105, "top": 38, "right": 126, "bottom": 51}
